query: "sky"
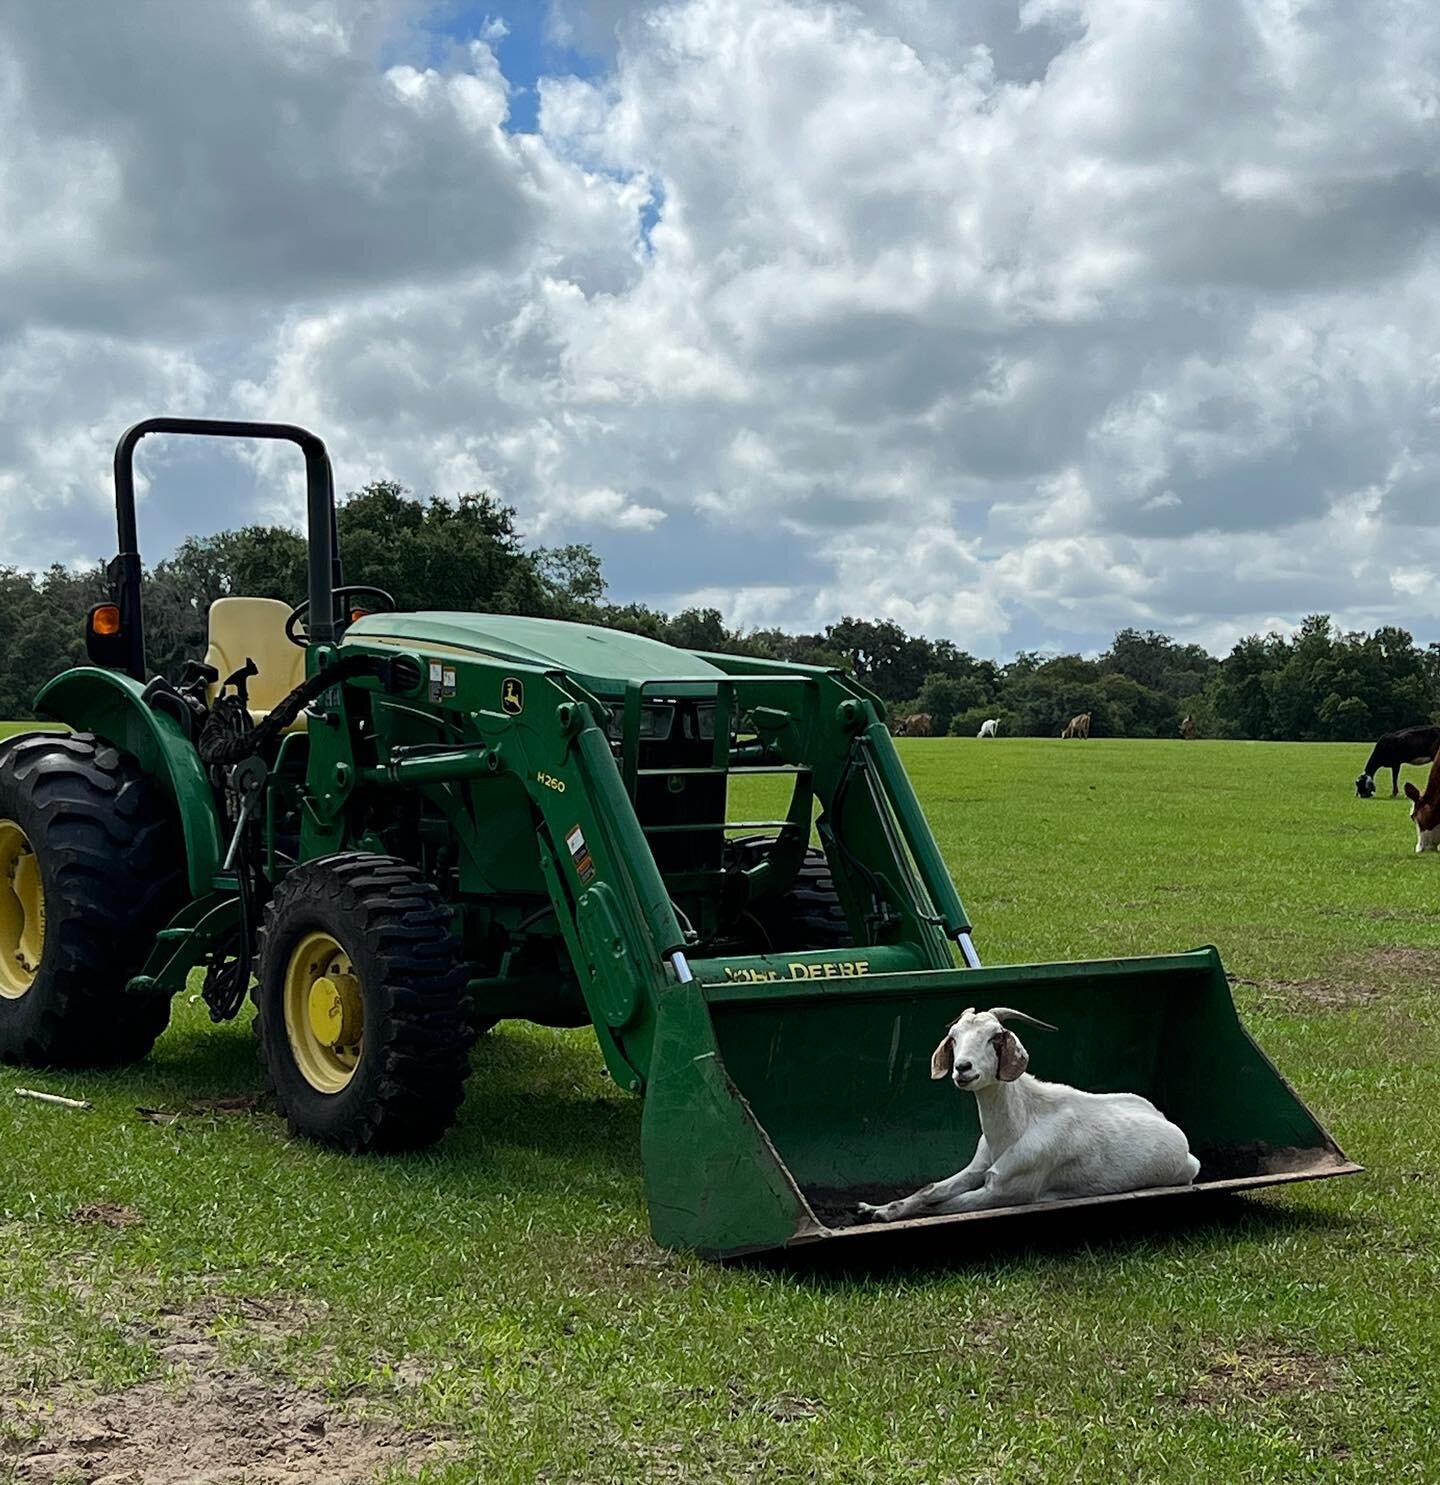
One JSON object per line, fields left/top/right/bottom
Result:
{"left": 2, "top": 0, "right": 1439, "bottom": 660}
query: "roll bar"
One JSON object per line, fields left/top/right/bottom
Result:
{"left": 110, "top": 417, "right": 342, "bottom": 681}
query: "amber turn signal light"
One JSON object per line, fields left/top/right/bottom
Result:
{"left": 90, "top": 604, "right": 121, "bottom": 636}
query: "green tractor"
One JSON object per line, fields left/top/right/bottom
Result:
{"left": 0, "top": 419, "right": 1356, "bottom": 1255}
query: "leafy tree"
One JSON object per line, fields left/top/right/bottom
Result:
{"left": 1006, "top": 655, "right": 1105, "bottom": 736}
{"left": 338, "top": 485, "right": 533, "bottom": 614}
{"left": 536, "top": 544, "right": 607, "bottom": 608}
{"left": 825, "top": 617, "right": 935, "bottom": 702}
{"left": 6, "top": 491, "right": 1440, "bottom": 749}
{"left": 1213, "top": 634, "right": 1287, "bottom": 739}
{"left": 602, "top": 602, "right": 668, "bottom": 640}
{"left": 160, "top": 525, "right": 308, "bottom": 606}
{"left": 915, "top": 673, "right": 987, "bottom": 737}
{"left": 950, "top": 704, "right": 1015, "bottom": 737}
{"left": 1102, "top": 628, "right": 1217, "bottom": 698}
{"left": 746, "top": 628, "right": 850, "bottom": 671}
{"left": 664, "top": 607, "right": 730, "bottom": 652}
{"left": 0, "top": 564, "right": 106, "bottom": 718}
{"left": 928, "top": 640, "right": 1002, "bottom": 695}
{"left": 1096, "top": 672, "right": 1177, "bottom": 738}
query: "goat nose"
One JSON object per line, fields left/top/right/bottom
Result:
{"left": 954, "top": 1060, "right": 973, "bottom": 1075}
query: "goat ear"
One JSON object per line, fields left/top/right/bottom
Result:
{"left": 992, "top": 1029, "right": 1028, "bottom": 1082}
{"left": 930, "top": 1034, "right": 955, "bottom": 1081}
{"left": 1405, "top": 782, "right": 1421, "bottom": 803}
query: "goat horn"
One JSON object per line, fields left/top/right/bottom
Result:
{"left": 988, "top": 1007, "right": 1058, "bottom": 1032}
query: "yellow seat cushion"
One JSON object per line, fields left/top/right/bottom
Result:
{"left": 204, "top": 597, "right": 307, "bottom": 729}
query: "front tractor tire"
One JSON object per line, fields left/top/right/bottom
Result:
{"left": 0, "top": 732, "right": 184, "bottom": 1067}
{"left": 255, "top": 853, "right": 474, "bottom": 1153}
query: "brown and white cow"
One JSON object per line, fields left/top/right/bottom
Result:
{"left": 1404, "top": 752, "right": 1440, "bottom": 852}
{"left": 1060, "top": 712, "right": 1091, "bottom": 739}
{"left": 1179, "top": 715, "right": 1197, "bottom": 740}
{"left": 896, "top": 713, "right": 933, "bottom": 737}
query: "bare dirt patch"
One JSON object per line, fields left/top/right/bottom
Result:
{"left": 1361, "top": 946, "right": 1440, "bottom": 983}
{"left": 721, "top": 1382, "right": 824, "bottom": 1422}
{"left": 68, "top": 1205, "right": 143, "bottom": 1231}
{"left": 135, "top": 1095, "right": 261, "bottom": 1129}
{"left": 542, "top": 1233, "right": 694, "bottom": 1295}
{"left": 186, "top": 1096, "right": 260, "bottom": 1117}
{"left": 6, "top": 1296, "right": 448, "bottom": 1484}
{"left": 1230, "top": 944, "right": 1440, "bottom": 1015}
{"left": 1229, "top": 975, "right": 1379, "bottom": 1010}
{"left": 1179, "top": 1343, "right": 1340, "bottom": 1409}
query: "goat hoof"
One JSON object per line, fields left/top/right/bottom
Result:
{"left": 856, "top": 1201, "right": 892, "bottom": 1222}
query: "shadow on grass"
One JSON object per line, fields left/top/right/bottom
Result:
{"left": 116, "top": 1015, "right": 646, "bottom": 1191}
{"left": 438, "top": 1029, "right": 643, "bottom": 1183}
{"left": 748, "top": 1192, "right": 1362, "bottom": 1285}
{"left": 145, "top": 1022, "right": 266, "bottom": 1090}
{"left": 67, "top": 1018, "right": 1364, "bottom": 1275}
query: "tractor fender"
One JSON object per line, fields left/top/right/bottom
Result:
{"left": 34, "top": 667, "right": 221, "bottom": 897}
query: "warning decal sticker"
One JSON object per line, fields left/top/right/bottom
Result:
{"left": 565, "top": 823, "right": 596, "bottom": 884}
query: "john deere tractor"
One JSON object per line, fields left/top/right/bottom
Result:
{"left": 0, "top": 419, "right": 1356, "bottom": 1255}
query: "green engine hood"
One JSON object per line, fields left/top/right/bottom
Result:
{"left": 344, "top": 611, "right": 728, "bottom": 694}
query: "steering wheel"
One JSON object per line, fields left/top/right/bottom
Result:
{"left": 285, "top": 585, "right": 397, "bottom": 647}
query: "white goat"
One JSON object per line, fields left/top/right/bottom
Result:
{"left": 977, "top": 718, "right": 999, "bottom": 738}
{"left": 858, "top": 1007, "right": 1200, "bottom": 1222}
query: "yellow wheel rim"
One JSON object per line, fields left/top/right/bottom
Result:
{"left": 0, "top": 820, "right": 45, "bottom": 1000}
{"left": 283, "top": 931, "right": 364, "bottom": 1093}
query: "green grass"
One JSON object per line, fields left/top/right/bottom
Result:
{"left": 2, "top": 737, "right": 1438, "bottom": 1482}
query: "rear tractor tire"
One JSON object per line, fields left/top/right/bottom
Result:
{"left": 255, "top": 853, "right": 474, "bottom": 1153}
{"left": 729, "top": 837, "right": 853, "bottom": 953}
{"left": 0, "top": 732, "right": 184, "bottom": 1067}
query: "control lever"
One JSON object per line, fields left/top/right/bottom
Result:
{"left": 222, "top": 755, "right": 268, "bottom": 871}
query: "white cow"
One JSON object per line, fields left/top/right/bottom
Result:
{"left": 977, "top": 718, "right": 999, "bottom": 738}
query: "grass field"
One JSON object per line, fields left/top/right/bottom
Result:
{"left": 2, "top": 737, "right": 1437, "bottom": 1482}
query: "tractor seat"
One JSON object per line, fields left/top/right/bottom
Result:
{"left": 204, "top": 597, "right": 307, "bottom": 730}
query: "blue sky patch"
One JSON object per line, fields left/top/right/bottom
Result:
{"left": 421, "top": 2, "right": 604, "bottom": 132}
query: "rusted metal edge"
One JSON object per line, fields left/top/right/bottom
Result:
{"left": 783, "top": 1160, "right": 1364, "bottom": 1248}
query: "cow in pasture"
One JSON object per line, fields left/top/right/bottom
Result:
{"left": 896, "top": 713, "right": 932, "bottom": 737}
{"left": 1404, "top": 752, "right": 1440, "bottom": 851}
{"left": 1179, "top": 715, "right": 1197, "bottom": 740}
{"left": 1357, "top": 724, "right": 1440, "bottom": 798}
{"left": 1060, "top": 712, "right": 1091, "bottom": 740}
{"left": 978, "top": 718, "right": 999, "bottom": 738}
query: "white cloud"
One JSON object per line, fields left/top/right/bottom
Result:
{"left": 535, "top": 485, "right": 666, "bottom": 533}
{"left": 3, "top": 0, "right": 1440, "bottom": 660}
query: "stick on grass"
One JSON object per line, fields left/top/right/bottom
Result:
{"left": 15, "top": 1088, "right": 92, "bottom": 1110}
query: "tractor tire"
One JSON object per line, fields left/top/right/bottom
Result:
{"left": 729, "top": 837, "right": 853, "bottom": 953}
{"left": 0, "top": 731, "right": 184, "bottom": 1067}
{"left": 254, "top": 852, "right": 474, "bottom": 1153}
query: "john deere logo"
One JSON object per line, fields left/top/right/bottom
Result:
{"left": 501, "top": 678, "right": 524, "bottom": 715}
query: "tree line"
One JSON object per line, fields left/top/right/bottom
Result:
{"left": 3, "top": 480, "right": 1437, "bottom": 743}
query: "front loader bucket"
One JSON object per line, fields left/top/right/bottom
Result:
{"left": 640, "top": 948, "right": 1357, "bottom": 1258}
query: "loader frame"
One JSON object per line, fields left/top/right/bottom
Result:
{"left": 28, "top": 417, "right": 1357, "bottom": 1258}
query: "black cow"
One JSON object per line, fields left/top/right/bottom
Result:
{"left": 1357, "top": 725, "right": 1440, "bottom": 798}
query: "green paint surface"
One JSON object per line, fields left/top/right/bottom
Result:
{"left": 346, "top": 610, "right": 728, "bottom": 693}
